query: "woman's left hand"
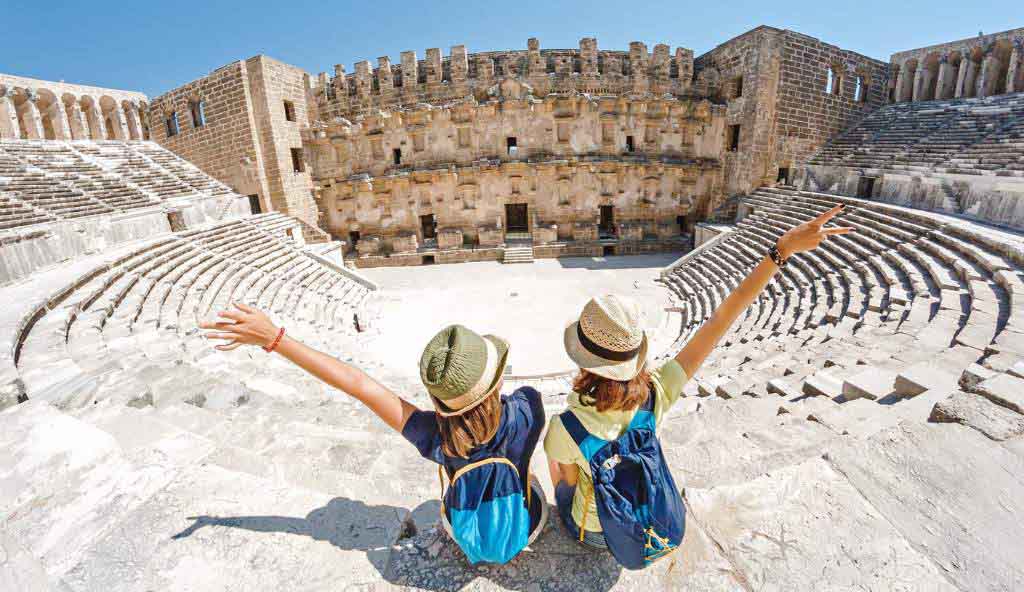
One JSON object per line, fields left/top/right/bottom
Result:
{"left": 776, "top": 204, "right": 855, "bottom": 259}
{"left": 199, "top": 302, "right": 279, "bottom": 351}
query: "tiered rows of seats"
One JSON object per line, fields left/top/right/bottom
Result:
{"left": 1, "top": 141, "right": 159, "bottom": 212}
{"left": 660, "top": 186, "right": 1024, "bottom": 437}
{"left": 811, "top": 92, "right": 1024, "bottom": 175}
{"left": 0, "top": 140, "right": 247, "bottom": 232}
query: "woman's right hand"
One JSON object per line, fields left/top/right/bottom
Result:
{"left": 199, "top": 302, "right": 280, "bottom": 351}
{"left": 776, "top": 204, "right": 854, "bottom": 260}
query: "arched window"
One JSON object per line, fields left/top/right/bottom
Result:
{"left": 190, "top": 100, "right": 206, "bottom": 128}
{"left": 854, "top": 75, "right": 868, "bottom": 102}
{"left": 825, "top": 68, "right": 835, "bottom": 94}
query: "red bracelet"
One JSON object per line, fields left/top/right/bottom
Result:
{"left": 263, "top": 327, "right": 285, "bottom": 353}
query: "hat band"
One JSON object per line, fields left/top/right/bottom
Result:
{"left": 577, "top": 323, "right": 641, "bottom": 362}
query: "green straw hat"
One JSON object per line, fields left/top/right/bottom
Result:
{"left": 420, "top": 325, "right": 510, "bottom": 417}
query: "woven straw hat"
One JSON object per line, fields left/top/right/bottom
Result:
{"left": 419, "top": 325, "right": 509, "bottom": 417}
{"left": 564, "top": 294, "right": 648, "bottom": 381}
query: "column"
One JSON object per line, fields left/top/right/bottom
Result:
{"left": 911, "top": 66, "right": 924, "bottom": 102}
{"left": 954, "top": 55, "right": 970, "bottom": 97}
{"left": 65, "top": 99, "right": 88, "bottom": 139}
{"left": 19, "top": 89, "right": 44, "bottom": 139}
{"left": 893, "top": 66, "right": 906, "bottom": 102}
{"left": 123, "top": 103, "right": 142, "bottom": 140}
{"left": 86, "top": 99, "right": 107, "bottom": 140}
{"left": 935, "top": 55, "right": 953, "bottom": 99}
{"left": 49, "top": 99, "right": 72, "bottom": 140}
{"left": 977, "top": 52, "right": 997, "bottom": 97}
{"left": 0, "top": 86, "right": 20, "bottom": 139}
{"left": 109, "top": 103, "right": 129, "bottom": 140}
{"left": 1006, "top": 39, "right": 1022, "bottom": 93}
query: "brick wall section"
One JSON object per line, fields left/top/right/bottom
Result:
{"left": 696, "top": 26, "right": 887, "bottom": 198}
{"left": 775, "top": 31, "right": 888, "bottom": 168}
{"left": 244, "top": 56, "right": 318, "bottom": 226}
{"left": 148, "top": 62, "right": 269, "bottom": 204}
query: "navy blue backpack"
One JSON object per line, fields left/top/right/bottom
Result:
{"left": 559, "top": 389, "right": 685, "bottom": 569}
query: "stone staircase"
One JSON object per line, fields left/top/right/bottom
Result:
{"left": 503, "top": 242, "right": 535, "bottom": 264}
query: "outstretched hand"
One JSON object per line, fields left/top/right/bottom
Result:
{"left": 199, "top": 302, "right": 279, "bottom": 351}
{"left": 776, "top": 204, "right": 854, "bottom": 260}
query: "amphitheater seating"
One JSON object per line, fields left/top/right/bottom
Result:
{"left": 0, "top": 140, "right": 245, "bottom": 231}
{"left": 810, "top": 92, "right": 1024, "bottom": 176}
{"left": 657, "top": 186, "right": 1024, "bottom": 430}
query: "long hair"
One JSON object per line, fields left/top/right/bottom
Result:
{"left": 573, "top": 367, "right": 652, "bottom": 413}
{"left": 437, "top": 387, "right": 503, "bottom": 458}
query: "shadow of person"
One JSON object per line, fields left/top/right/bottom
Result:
{"left": 172, "top": 496, "right": 437, "bottom": 573}
{"left": 172, "top": 497, "right": 624, "bottom": 592}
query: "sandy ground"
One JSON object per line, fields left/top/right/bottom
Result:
{"left": 360, "top": 253, "right": 681, "bottom": 376}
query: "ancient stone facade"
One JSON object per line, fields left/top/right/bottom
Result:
{"left": 890, "top": 27, "right": 1024, "bottom": 103}
{"left": 144, "top": 29, "right": 892, "bottom": 265}
{"left": 0, "top": 74, "right": 149, "bottom": 142}
{"left": 695, "top": 27, "right": 888, "bottom": 197}
{"left": 148, "top": 56, "right": 320, "bottom": 229}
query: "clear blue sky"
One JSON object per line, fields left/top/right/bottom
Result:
{"left": 3, "top": 0, "right": 1019, "bottom": 98}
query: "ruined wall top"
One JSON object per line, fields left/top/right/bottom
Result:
{"left": 311, "top": 37, "right": 697, "bottom": 118}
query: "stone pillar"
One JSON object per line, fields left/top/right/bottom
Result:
{"left": 580, "top": 38, "right": 598, "bottom": 78}
{"left": 109, "top": 102, "right": 129, "bottom": 140}
{"left": 629, "top": 41, "right": 648, "bottom": 93}
{"left": 528, "top": 38, "right": 545, "bottom": 79}
{"left": 377, "top": 56, "right": 394, "bottom": 95}
{"left": 954, "top": 56, "right": 970, "bottom": 97}
{"left": 65, "top": 99, "right": 87, "bottom": 139}
{"left": 652, "top": 43, "right": 670, "bottom": 89}
{"left": 893, "top": 65, "right": 906, "bottom": 102}
{"left": 911, "top": 65, "right": 924, "bottom": 102}
{"left": 963, "top": 58, "right": 979, "bottom": 98}
{"left": 0, "top": 86, "right": 21, "bottom": 139}
{"left": 476, "top": 55, "right": 494, "bottom": 86}
{"left": 354, "top": 61, "right": 372, "bottom": 100}
{"left": 1008, "top": 39, "right": 1023, "bottom": 93}
{"left": 124, "top": 103, "right": 142, "bottom": 140}
{"left": 935, "top": 55, "right": 955, "bottom": 99}
{"left": 450, "top": 45, "right": 468, "bottom": 89}
{"left": 978, "top": 51, "right": 998, "bottom": 97}
{"left": 399, "top": 52, "right": 417, "bottom": 92}
{"left": 85, "top": 99, "right": 106, "bottom": 139}
{"left": 49, "top": 99, "right": 72, "bottom": 140}
{"left": 19, "top": 89, "right": 44, "bottom": 139}
{"left": 332, "top": 64, "right": 348, "bottom": 97}
{"left": 425, "top": 48, "right": 442, "bottom": 84}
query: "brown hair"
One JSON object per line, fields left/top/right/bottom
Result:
{"left": 437, "top": 387, "right": 503, "bottom": 458}
{"left": 573, "top": 367, "right": 652, "bottom": 413}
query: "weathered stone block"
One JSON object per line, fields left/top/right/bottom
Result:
{"left": 436, "top": 228, "right": 463, "bottom": 250}
{"left": 355, "top": 235, "right": 381, "bottom": 255}
{"left": 477, "top": 226, "right": 503, "bottom": 247}
{"left": 390, "top": 233, "right": 418, "bottom": 254}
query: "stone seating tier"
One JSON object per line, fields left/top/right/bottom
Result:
{"left": 0, "top": 140, "right": 251, "bottom": 231}
{"left": 810, "top": 92, "right": 1024, "bottom": 176}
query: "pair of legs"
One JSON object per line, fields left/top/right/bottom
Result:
{"left": 549, "top": 459, "right": 607, "bottom": 550}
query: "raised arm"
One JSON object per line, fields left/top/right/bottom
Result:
{"left": 674, "top": 204, "right": 853, "bottom": 379}
{"left": 200, "top": 303, "right": 419, "bottom": 432}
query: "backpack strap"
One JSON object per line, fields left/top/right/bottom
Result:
{"left": 558, "top": 410, "right": 592, "bottom": 449}
{"left": 438, "top": 457, "right": 524, "bottom": 518}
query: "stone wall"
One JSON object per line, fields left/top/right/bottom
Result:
{"left": 149, "top": 56, "right": 320, "bottom": 228}
{"left": 801, "top": 164, "right": 1024, "bottom": 230}
{"left": 311, "top": 38, "right": 698, "bottom": 119}
{"left": 148, "top": 62, "right": 269, "bottom": 206}
{"left": 695, "top": 26, "right": 888, "bottom": 198}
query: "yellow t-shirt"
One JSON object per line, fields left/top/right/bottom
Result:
{"left": 543, "top": 359, "right": 688, "bottom": 533}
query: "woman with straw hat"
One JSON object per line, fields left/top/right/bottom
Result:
{"left": 201, "top": 312, "right": 547, "bottom": 562}
{"left": 545, "top": 204, "right": 853, "bottom": 552}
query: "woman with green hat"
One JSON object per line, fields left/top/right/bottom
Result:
{"left": 201, "top": 307, "right": 547, "bottom": 562}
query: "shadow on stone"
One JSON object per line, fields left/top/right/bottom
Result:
{"left": 172, "top": 497, "right": 624, "bottom": 591}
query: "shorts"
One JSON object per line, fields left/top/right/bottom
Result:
{"left": 555, "top": 481, "right": 608, "bottom": 550}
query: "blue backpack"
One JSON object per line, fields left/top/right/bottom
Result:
{"left": 438, "top": 457, "right": 532, "bottom": 564}
{"left": 559, "top": 389, "right": 686, "bottom": 569}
